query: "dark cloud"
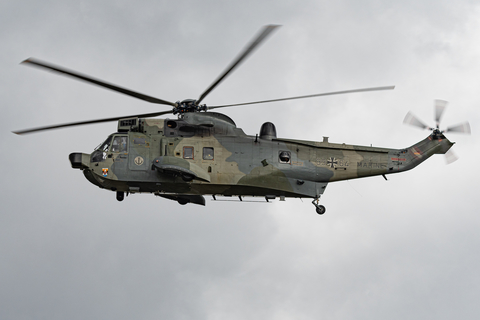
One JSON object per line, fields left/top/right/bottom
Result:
{"left": 1, "top": 0, "right": 479, "bottom": 319}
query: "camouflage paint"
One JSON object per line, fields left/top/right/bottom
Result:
{"left": 71, "top": 112, "right": 454, "bottom": 204}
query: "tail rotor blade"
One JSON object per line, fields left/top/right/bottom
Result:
{"left": 445, "top": 149, "right": 459, "bottom": 164}
{"left": 403, "top": 111, "right": 430, "bottom": 130}
{"left": 445, "top": 121, "right": 471, "bottom": 134}
{"left": 434, "top": 99, "right": 448, "bottom": 127}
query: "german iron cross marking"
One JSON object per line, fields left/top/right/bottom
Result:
{"left": 327, "top": 157, "right": 338, "bottom": 168}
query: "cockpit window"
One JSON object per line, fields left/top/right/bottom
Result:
{"left": 111, "top": 136, "right": 128, "bottom": 153}
{"left": 91, "top": 136, "right": 113, "bottom": 162}
{"left": 95, "top": 136, "right": 113, "bottom": 152}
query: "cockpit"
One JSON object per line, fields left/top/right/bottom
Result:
{"left": 90, "top": 134, "right": 129, "bottom": 162}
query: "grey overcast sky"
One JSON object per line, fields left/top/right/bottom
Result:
{"left": 1, "top": 0, "right": 480, "bottom": 319}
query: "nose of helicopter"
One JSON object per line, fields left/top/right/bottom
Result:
{"left": 69, "top": 152, "right": 90, "bottom": 169}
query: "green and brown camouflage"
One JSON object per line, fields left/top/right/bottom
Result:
{"left": 69, "top": 111, "right": 454, "bottom": 206}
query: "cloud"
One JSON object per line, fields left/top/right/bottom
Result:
{"left": 1, "top": 1, "right": 479, "bottom": 319}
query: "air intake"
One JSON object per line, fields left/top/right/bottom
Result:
{"left": 259, "top": 122, "right": 276, "bottom": 140}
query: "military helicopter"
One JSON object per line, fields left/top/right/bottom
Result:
{"left": 14, "top": 25, "right": 471, "bottom": 214}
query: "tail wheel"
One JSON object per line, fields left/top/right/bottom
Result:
{"left": 316, "top": 205, "right": 326, "bottom": 215}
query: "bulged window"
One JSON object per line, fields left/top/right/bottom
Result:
{"left": 279, "top": 151, "right": 291, "bottom": 163}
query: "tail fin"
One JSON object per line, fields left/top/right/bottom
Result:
{"left": 390, "top": 132, "right": 454, "bottom": 173}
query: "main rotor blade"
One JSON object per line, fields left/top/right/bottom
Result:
{"left": 196, "top": 25, "right": 280, "bottom": 105}
{"left": 445, "top": 121, "right": 471, "bottom": 134}
{"left": 208, "top": 86, "right": 395, "bottom": 109}
{"left": 434, "top": 99, "right": 448, "bottom": 126}
{"left": 403, "top": 111, "right": 430, "bottom": 130}
{"left": 22, "top": 58, "right": 177, "bottom": 107}
{"left": 13, "top": 110, "right": 172, "bottom": 135}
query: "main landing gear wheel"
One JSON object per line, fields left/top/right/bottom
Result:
{"left": 116, "top": 191, "right": 124, "bottom": 202}
{"left": 316, "top": 205, "right": 326, "bottom": 215}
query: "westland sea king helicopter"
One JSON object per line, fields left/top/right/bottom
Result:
{"left": 14, "top": 25, "right": 471, "bottom": 214}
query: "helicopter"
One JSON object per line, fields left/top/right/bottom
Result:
{"left": 14, "top": 25, "right": 471, "bottom": 214}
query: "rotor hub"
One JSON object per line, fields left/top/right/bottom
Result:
{"left": 173, "top": 99, "right": 207, "bottom": 115}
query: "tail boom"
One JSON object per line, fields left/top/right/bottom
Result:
{"left": 388, "top": 132, "right": 454, "bottom": 174}
{"left": 320, "top": 132, "right": 454, "bottom": 183}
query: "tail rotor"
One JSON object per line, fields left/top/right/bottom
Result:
{"left": 403, "top": 99, "right": 471, "bottom": 163}
{"left": 444, "top": 122, "right": 471, "bottom": 134}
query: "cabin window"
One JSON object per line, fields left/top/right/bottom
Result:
{"left": 183, "top": 146, "right": 194, "bottom": 159}
{"left": 279, "top": 151, "right": 291, "bottom": 163}
{"left": 111, "top": 136, "right": 128, "bottom": 153}
{"left": 203, "top": 147, "right": 214, "bottom": 160}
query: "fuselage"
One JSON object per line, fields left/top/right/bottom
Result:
{"left": 69, "top": 112, "right": 454, "bottom": 201}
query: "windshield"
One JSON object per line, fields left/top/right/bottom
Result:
{"left": 95, "top": 136, "right": 113, "bottom": 151}
{"left": 91, "top": 136, "right": 113, "bottom": 162}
